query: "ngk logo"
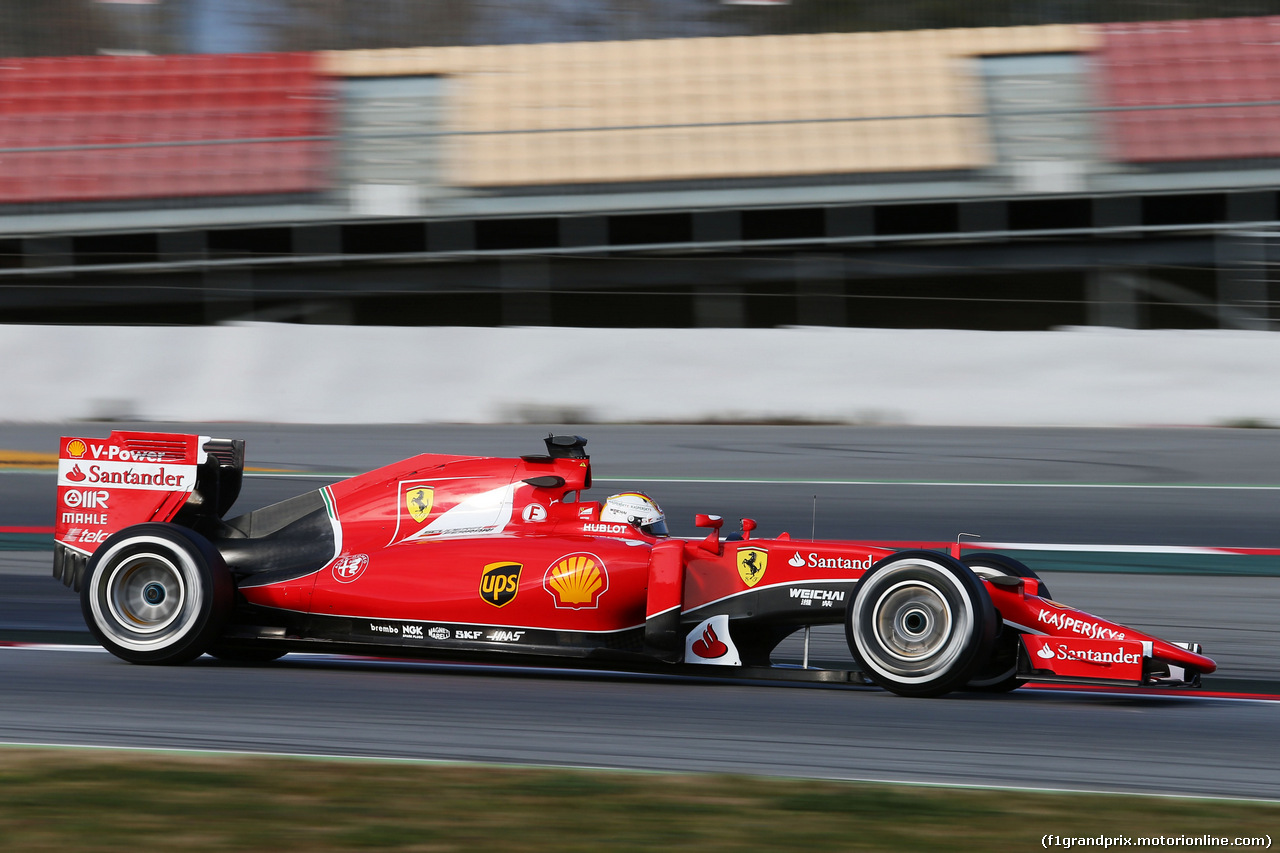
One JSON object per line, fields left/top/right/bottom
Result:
{"left": 63, "top": 490, "right": 109, "bottom": 509}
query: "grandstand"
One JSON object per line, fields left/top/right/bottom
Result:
{"left": 2, "top": 13, "right": 1279, "bottom": 330}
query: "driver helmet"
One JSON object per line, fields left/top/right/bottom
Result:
{"left": 600, "top": 491, "right": 668, "bottom": 537}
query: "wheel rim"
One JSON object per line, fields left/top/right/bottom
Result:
{"left": 853, "top": 560, "right": 976, "bottom": 685}
{"left": 106, "top": 554, "right": 186, "bottom": 635}
{"left": 872, "top": 580, "right": 953, "bottom": 664}
{"left": 88, "top": 535, "right": 205, "bottom": 653}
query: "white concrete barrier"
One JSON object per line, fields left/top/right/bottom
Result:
{"left": 3, "top": 323, "right": 1278, "bottom": 426}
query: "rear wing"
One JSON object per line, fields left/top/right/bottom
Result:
{"left": 53, "top": 431, "right": 244, "bottom": 591}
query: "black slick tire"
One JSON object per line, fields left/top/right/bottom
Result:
{"left": 962, "top": 552, "right": 1050, "bottom": 693}
{"left": 845, "top": 551, "right": 996, "bottom": 698}
{"left": 80, "top": 523, "right": 233, "bottom": 665}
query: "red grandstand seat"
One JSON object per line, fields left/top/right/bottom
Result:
{"left": 1098, "top": 15, "right": 1280, "bottom": 162}
{"left": 0, "top": 52, "right": 332, "bottom": 204}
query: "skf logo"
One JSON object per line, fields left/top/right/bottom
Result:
{"left": 65, "top": 439, "right": 87, "bottom": 459}
{"left": 480, "top": 562, "right": 522, "bottom": 607}
{"left": 405, "top": 485, "right": 434, "bottom": 523}
{"left": 544, "top": 552, "right": 608, "bottom": 609}
{"left": 737, "top": 547, "right": 768, "bottom": 588}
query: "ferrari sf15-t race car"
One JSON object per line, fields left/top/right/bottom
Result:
{"left": 52, "top": 431, "right": 1216, "bottom": 697}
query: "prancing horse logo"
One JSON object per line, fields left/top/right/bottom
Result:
{"left": 737, "top": 548, "right": 768, "bottom": 588}
{"left": 406, "top": 486, "right": 434, "bottom": 523}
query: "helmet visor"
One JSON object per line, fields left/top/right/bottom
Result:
{"left": 640, "top": 518, "right": 668, "bottom": 537}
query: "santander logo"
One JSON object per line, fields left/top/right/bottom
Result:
{"left": 1037, "top": 644, "right": 1056, "bottom": 660}
{"left": 691, "top": 624, "right": 729, "bottom": 659}
{"left": 788, "top": 552, "right": 805, "bottom": 567}
{"left": 65, "top": 464, "right": 86, "bottom": 482}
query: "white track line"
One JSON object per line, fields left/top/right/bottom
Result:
{"left": 596, "top": 477, "right": 1280, "bottom": 490}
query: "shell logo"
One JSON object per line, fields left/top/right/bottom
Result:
{"left": 66, "top": 439, "right": 87, "bottom": 458}
{"left": 544, "top": 552, "right": 608, "bottom": 609}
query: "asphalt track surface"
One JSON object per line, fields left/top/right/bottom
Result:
{"left": 3, "top": 424, "right": 1280, "bottom": 798}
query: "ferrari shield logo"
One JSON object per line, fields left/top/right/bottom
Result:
{"left": 737, "top": 548, "right": 767, "bottom": 588}
{"left": 405, "top": 485, "right": 434, "bottom": 523}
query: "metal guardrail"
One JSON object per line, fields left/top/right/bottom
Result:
{"left": 0, "top": 220, "right": 1270, "bottom": 279}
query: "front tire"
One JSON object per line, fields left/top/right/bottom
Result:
{"left": 962, "top": 553, "right": 1048, "bottom": 693}
{"left": 963, "top": 552, "right": 1051, "bottom": 602}
{"left": 846, "top": 552, "right": 995, "bottom": 697}
{"left": 80, "top": 523, "right": 233, "bottom": 665}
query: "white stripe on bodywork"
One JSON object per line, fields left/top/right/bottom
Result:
{"left": 405, "top": 483, "right": 517, "bottom": 541}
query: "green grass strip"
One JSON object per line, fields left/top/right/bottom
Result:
{"left": 0, "top": 747, "right": 1274, "bottom": 852}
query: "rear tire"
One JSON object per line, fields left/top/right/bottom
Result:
{"left": 80, "top": 523, "right": 232, "bottom": 665}
{"left": 845, "top": 552, "right": 995, "bottom": 698}
{"left": 962, "top": 553, "right": 1047, "bottom": 693}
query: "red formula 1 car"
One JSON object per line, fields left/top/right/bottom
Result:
{"left": 51, "top": 431, "right": 1216, "bottom": 697}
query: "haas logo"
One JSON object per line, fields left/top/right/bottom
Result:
{"left": 690, "top": 624, "right": 729, "bottom": 660}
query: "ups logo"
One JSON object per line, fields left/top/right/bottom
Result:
{"left": 480, "top": 562, "right": 522, "bottom": 607}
